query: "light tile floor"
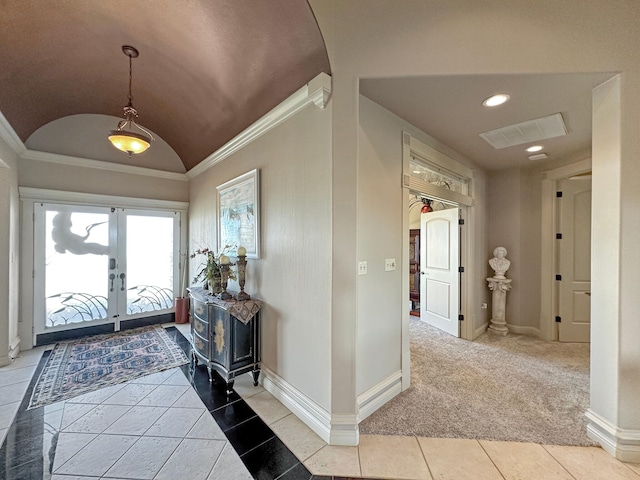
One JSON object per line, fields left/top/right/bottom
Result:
{"left": 232, "top": 343, "right": 640, "bottom": 480}
{"left": 3, "top": 323, "right": 640, "bottom": 480}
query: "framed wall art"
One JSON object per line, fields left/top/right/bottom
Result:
{"left": 217, "top": 169, "right": 260, "bottom": 258}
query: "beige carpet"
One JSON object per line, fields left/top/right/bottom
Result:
{"left": 359, "top": 318, "right": 595, "bottom": 446}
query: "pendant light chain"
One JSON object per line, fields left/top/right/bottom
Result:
{"left": 128, "top": 53, "right": 133, "bottom": 108}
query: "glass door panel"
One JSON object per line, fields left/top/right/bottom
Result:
{"left": 35, "top": 204, "right": 181, "bottom": 337}
{"left": 122, "top": 212, "right": 176, "bottom": 317}
{"left": 40, "top": 205, "right": 114, "bottom": 330}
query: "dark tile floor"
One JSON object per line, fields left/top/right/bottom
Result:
{"left": 0, "top": 327, "right": 375, "bottom": 480}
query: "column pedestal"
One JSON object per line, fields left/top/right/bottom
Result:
{"left": 486, "top": 277, "right": 512, "bottom": 335}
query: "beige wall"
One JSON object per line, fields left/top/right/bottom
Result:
{"left": 18, "top": 157, "right": 188, "bottom": 202}
{"left": 188, "top": 103, "right": 333, "bottom": 409}
{"left": 358, "top": 95, "right": 490, "bottom": 394}
{"left": 312, "top": 0, "right": 640, "bottom": 456}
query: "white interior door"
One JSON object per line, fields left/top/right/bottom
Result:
{"left": 558, "top": 177, "right": 592, "bottom": 342}
{"left": 420, "top": 207, "right": 460, "bottom": 337}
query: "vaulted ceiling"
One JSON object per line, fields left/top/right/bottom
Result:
{"left": 0, "top": 1, "right": 331, "bottom": 172}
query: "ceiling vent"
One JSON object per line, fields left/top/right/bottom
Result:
{"left": 528, "top": 153, "right": 548, "bottom": 161}
{"left": 479, "top": 113, "right": 567, "bottom": 149}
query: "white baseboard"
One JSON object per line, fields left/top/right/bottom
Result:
{"left": 506, "top": 324, "right": 541, "bottom": 338}
{"left": 586, "top": 409, "right": 640, "bottom": 463}
{"left": 357, "top": 371, "right": 402, "bottom": 422}
{"left": 261, "top": 366, "right": 359, "bottom": 446}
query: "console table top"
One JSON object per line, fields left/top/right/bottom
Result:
{"left": 188, "top": 287, "right": 262, "bottom": 324}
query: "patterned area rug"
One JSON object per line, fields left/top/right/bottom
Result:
{"left": 28, "top": 325, "right": 189, "bottom": 409}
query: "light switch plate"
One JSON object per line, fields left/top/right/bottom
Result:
{"left": 385, "top": 258, "right": 396, "bottom": 271}
{"left": 358, "top": 261, "right": 368, "bottom": 275}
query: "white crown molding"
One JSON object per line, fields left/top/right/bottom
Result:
{"left": 357, "top": 371, "right": 402, "bottom": 422}
{"left": 19, "top": 187, "right": 188, "bottom": 211}
{"left": 3, "top": 73, "right": 332, "bottom": 180}
{"left": 0, "top": 110, "right": 26, "bottom": 155}
{"left": 261, "top": 365, "right": 359, "bottom": 446}
{"left": 0, "top": 111, "right": 186, "bottom": 181}
{"left": 21, "top": 149, "right": 187, "bottom": 181}
{"left": 187, "top": 72, "right": 332, "bottom": 179}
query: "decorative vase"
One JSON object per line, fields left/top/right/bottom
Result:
{"left": 208, "top": 273, "right": 222, "bottom": 295}
{"left": 174, "top": 297, "right": 189, "bottom": 324}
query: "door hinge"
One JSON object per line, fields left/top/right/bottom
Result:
{"left": 555, "top": 316, "right": 562, "bottom": 323}
{"left": 555, "top": 274, "right": 562, "bottom": 281}
{"left": 458, "top": 219, "right": 465, "bottom": 225}
{"left": 458, "top": 314, "right": 464, "bottom": 321}
{"left": 556, "top": 233, "right": 562, "bottom": 239}
{"left": 556, "top": 191, "right": 563, "bottom": 198}
{"left": 458, "top": 266, "right": 465, "bottom": 273}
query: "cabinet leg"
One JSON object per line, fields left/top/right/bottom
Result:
{"left": 191, "top": 351, "right": 199, "bottom": 366}
{"left": 252, "top": 369, "right": 261, "bottom": 386}
{"left": 226, "top": 379, "right": 234, "bottom": 395}
{"left": 207, "top": 366, "right": 213, "bottom": 384}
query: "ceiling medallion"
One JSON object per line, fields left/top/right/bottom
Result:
{"left": 107, "top": 45, "right": 154, "bottom": 156}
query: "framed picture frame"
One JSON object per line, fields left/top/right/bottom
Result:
{"left": 217, "top": 169, "right": 260, "bottom": 259}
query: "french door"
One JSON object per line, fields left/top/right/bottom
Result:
{"left": 34, "top": 203, "right": 180, "bottom": 336}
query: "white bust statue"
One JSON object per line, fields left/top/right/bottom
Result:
{"left": 489, "top": 246, "right": 510, "bottom": 279}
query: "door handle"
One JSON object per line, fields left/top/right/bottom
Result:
{"left": 119, "top": 273, "right": 126, "bottom": 291}
{"left": 109, "top": 273, "right": 115, "bottom": 292}
{"left": 585, "top": 292, "right": 591, "bottom": 296}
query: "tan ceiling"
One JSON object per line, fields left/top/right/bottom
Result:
{"left": 0, "top": 0, "right": 330, "bottom": 171}
{"left": 361, "top": 72, "right": 615, "bottom": 171}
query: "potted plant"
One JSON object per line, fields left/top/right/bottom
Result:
{"left": 190, "top": 246, "right": 237, "bottom": 294}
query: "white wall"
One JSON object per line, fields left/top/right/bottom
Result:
{"left": 311, "top": 0, "right": 640, "bottom": 458}
{"left": 0, "top": 136, "right": 20, "bottom": 365}
{"left": 357, "top": 95, "right": 490, "bottom": 396}
{"left": 188, "top": 102, "right": 333, "bottom": 410}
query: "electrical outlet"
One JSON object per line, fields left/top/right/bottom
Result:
{"left": 481, "top": 303, "right": 488, "bottom": 309}
{"left": 385, "top": 258, "right": 396, "bottom": 271}
{"left": 358, "top": 261, "right": 368, "bottom": 275}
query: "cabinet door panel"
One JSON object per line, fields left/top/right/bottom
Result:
{"left": 231, "top": 319, "right": 252, "bottom": 365}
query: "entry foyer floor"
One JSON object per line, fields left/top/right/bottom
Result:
{"left": 1, "top": 324, "right": 640, "bottom": 480}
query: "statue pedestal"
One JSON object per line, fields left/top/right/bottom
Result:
{"left": 486, "top": 277, "right": 512, "bottom": 335}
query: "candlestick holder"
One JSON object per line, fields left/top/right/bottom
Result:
{"left": 219, "top": 263, "right": 233, "bottom": 300}
{"left": 235, "top": 254, "right": 251, "bottom": 300}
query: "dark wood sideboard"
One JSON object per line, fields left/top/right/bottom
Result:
{"left": 187, "top": 287, "right": 262, "bottom": 394}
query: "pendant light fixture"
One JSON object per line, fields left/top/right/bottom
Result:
{"left": 108, "top": 45, "right": 153, "bottom": 156}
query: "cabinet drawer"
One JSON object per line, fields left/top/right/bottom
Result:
{"left": 192, "top": 332, "right": 209, "bottom": 358}
{"left": 192, "top": 314, "right": 208, "bottom": 337}
{"left": 192, "top": 299, "right": 207, "bottom": 323}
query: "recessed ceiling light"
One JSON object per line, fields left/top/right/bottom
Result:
{"left": 482, "top": 93, "right": 510, "bottom": 107}
{"left": 526, "top": 145, "right": 544, "bottom": 153}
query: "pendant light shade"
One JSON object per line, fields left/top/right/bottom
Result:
{"left": 108, "top": 46, "right": 153, "bottom": 156}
